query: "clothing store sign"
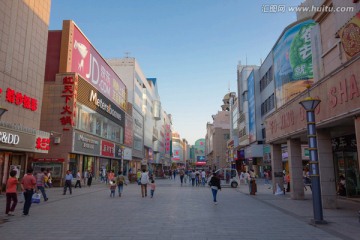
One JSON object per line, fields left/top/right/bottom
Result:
{"left": 101, "top": 140, "right": 115, "bottom": 157}
{"left": 0, "top": 127, "right": 35, "bottom": 151}
{"left": 73, "top": 131, "right": 100, "bottom": 155}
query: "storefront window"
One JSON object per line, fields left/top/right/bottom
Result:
{"left": 76, "top": 104, "right": 123, "bottom": 143}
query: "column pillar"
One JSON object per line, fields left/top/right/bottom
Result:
{"left": 287, "top": 138, "right": 304, "bottom": 200}
{"left": 271, "top": 144, "right": 283, "bottom": 193}
{"left": 317, "top": 129, "right": 337, "bottom": 208}
{"left": 354, "top": 117, "right": 360, "bottom": 180}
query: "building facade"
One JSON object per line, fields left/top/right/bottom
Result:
{"left": 265, "top": 0, "right": 360, "bottom": 205}
{"left": 0, "top": 0, "right": 51, "bottom": 190}
{"left": 37, "top": 20, "right": 128, "bottom": 185}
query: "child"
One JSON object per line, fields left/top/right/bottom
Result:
{"left": 150, "top": 179, "right": 156, "bottom": 198}
{"left": 109, "top": 181, "right": 116, "bottom": 197}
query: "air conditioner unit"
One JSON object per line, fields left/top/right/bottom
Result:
{"left": 54, "top": 137, "right": 61, "bottom": 144}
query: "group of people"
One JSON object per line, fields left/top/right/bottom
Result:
{"left": 136, "top": 169, "right": 156, "bottom": 198}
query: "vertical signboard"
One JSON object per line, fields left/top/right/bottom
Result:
{"left": 274, "top": 20, "right": 316, "bottom": 108}
{"left": 247, "top": 71, "right": 256, "bottom": 142}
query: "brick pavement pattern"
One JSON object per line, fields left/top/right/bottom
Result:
{"left": 0, "top": 178, "right": 359, "bottom": 240}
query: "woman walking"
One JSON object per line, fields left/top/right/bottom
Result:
{"left": 5, "top": 170, "right": 19, "bottom": 216}
{"left": 209, "top": 171, "right": 221, "bottom": 204}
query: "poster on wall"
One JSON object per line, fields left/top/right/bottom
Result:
{"left": 339, "top": 12, "right": 360, "bottom": 60}
{"left": 274, "top": 20, "right": 316, "bottom": 108}
{"left": 247, "top": 71, "right": 256, "bottom": 142}
{"left": 9, "top": 165, "right": 21, "bottom": 178}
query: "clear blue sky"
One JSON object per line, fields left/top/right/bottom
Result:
{"left": 49, "top": 0, "right": 304, "bottom": 145}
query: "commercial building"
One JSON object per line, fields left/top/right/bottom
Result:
{"left": 265, "top": 0, "right": 360, "bottom": 204}
{"left": 205, "top": 94, "right": 230, "bottom": 170}
{"left": 0, "top": 0, "right": 51, "bottom": 190}
{"left": 107, "top": 58, "right": 172, "bottom": 174}
{"left": 36, "top": 20, "right": 128, "bottom": 184}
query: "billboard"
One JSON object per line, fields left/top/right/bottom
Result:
{"left": 68, "top": 21, "right": 127, "bottom": 110}
{"left": 247, "top": 71, "right": 256, "bottom": 142}
{"left": 274, "top": 20, "right": 316, "bottom": 108}
{"left": 340, "top": 12, "right": 360, "bottom": 61}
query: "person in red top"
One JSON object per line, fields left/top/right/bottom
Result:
{"left": 21, "top": 168, "right": 36, "bottom": 216}
{"left": 5, "top": 170, "right": 19, "bottom": 216}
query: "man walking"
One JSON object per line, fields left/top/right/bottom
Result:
{"left": 74, "top": 170, "right": 82, "bottom": 188}
{"left": 63, "top": 170, "right": 73, "bottom": 195}
{"left": 21, "top": 168, "right": 36, "bottom": 216}
{"left": 36, "top": 168, "right": 48, "bottom": 201}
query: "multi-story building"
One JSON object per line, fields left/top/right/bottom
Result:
{"left": 0, "top": 0, "right": 51, "bottom": 190}
{"left": 265, "top": 0, "right": 360, "bottom": 204}
{"left": 107, "top": 58, "right": 172, "bottom": 173}
{"left": 37, "top": 20, "right": 128, "bottom": 184}
{"left": 171, "top": 131, "right": 184, "bottom": 168}
{"left": 205, "top": 94, "right": 230, "bottom": 171}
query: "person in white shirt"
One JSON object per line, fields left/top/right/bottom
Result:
{"left": 201, "top": 170, "right": 206, "bottom": 186}
{"left": 74, "top": 170, "right": 82, "bottom": 188}
{"left": 140, "top": 169, "right": 149, "bottom": 197}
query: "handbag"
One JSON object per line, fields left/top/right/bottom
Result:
{"left": 31, "top": 193, "right": 41, "bottom": 204}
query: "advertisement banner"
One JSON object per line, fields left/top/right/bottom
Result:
{"left": 247, "top": 71, "right": 256, "bottom": 142}
{"left": 274, "top": 20, "right": 316, "bottom": 108}
{"left": 73, "top": 131, "right": 100, "bottom": 156}
{"left": 71, "top": 23, "right": 127, "bottom": 110}
{"left": 339, "top": 12, "right": 360, "bottom": 60}
{"left": 101, "top": 140, "right": 115, "bottom": 157}
{"left": 124, "top": 114, "right": 133, "bottom": 147}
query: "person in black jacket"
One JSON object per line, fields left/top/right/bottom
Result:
{"left": 209, "top": 171, "right": 221, "bottom": 204}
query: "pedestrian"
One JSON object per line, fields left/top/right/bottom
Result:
{"left": 149, "top": 179, "right": 156, "bottom": 198}
{"left": 244, "top": 171, "right": 250, "bottom": 184}
{"left": 209, "top": 171, "right": 221, "bottom": 204}
{"left": 44, "top": 171, "right": 49, "bottom": 188}
{"left": 63, "top": 170, "right": 73, "bottom": 195}
{"left": 109, "top": 180, "right": 116, "bottom": 197}
{"left": 195, "top": 170, "right": 200, "bottom": 186}
{"left": 140, "top": 169, "right": 149, "bottom": 197}
{"left": 47, "top": 170, "right": 53, "bottom": 188}
{"left": 108, "top": 170, "right": 115, "bottom": 183}
{"left": 20, "top": 168, "right": 36, "bottom": 216}
{"left": 173, "top": 169, "right": 177, "bottom": 180}
{"left": 179, "top": 169, "right": 185, "bottom": 186}
{"left": 74, "top": 170, "right": 82, "bottom": 188}
{"left": 5, "top": 170, "right": 19, "bottom": 216}
{"left": 87, "top": 170, "right": 93, "bottom": 187}
{"left": 264, "top": 170, "right": 271, "bottom": 189}
{"left": 116, "top": 171, "right": 127, "bottom": 197}
{"left": 337, "top": 175, "right": 346, "bottom": 196}
{"left": 201, "top": 169, "right": 206, "bottom": 186}
{"left": 285, "top": 172, "right": 291, "bottom": 192}
{"left": 35, "top": 168, "right": 48, "bottom": 201}
{"left": 83, "top": 169, "right": 88, "bottom": 186}
{"left": 190, "top": 170, "right": 196, "bottom": 187}
{"left": 168, "top": 169, "right": 172, "bottom": 179}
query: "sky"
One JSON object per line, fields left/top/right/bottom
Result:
{"left": 49, "top": 0, "right": 305, "bottom": 145}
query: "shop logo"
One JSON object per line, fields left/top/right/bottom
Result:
{"left": 0, "top": 132, "right": 20, "bottom": 145}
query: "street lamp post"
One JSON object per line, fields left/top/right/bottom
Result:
{"left": 299, "top": 95, "right": 327, "bottom": 224}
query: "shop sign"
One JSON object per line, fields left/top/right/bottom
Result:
{"left": 124, "top": 114, "right": 133, "bottom": 147}
{"left": 73, "top": 132, "right": 100, "bottom": 155}
{"left": 0, "top": 127, "right": 37, "bottom": 151}
{"left": 115, "top": 144, "right": 124, "bottom": 159}
{"left": 123, "top": 147, "right": 132, "bottom": 160}
{"left": 332, "top": 135, "right": 357, "bottom": 151}
{"left": 0, "top": 87, "right": 38, "bottom": 111}
{"left": 101, "top": 140, "right": 115, "bottom": 157}
{"left": 70, "top": 23, "right": 127, "bottom": 110}
{"left": 60, "top": 75, "right": 78, "bottom": 131}
{"left": 33, "top": 158, "right": 65, "bottom": 163}
{"left": 35, "top": 137, "right": 50, "bottom": 152}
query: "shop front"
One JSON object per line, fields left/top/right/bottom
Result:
{"left": 0, "top": 123, "right": 50, "bottom": 191}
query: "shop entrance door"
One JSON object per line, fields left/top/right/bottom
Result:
{"left": 334, "top": 151, "right": 360, "bottom": 197}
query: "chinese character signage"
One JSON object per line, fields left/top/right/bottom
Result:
{"left": 60, "top": 75, "right": 78, "bottom": 131}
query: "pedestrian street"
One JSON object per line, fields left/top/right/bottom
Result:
{"left": 0, "top": 178, "right": 350, "bottom": 240}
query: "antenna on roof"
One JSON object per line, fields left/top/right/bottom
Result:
{"left": 124, "top": 52, "right": 131, "bottom": 58}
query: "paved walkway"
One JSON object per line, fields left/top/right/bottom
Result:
{"left": 0, "top": 178, "right": 359, "bottom": 240}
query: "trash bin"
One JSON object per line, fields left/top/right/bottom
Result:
{"left": 249, "top": 179, "right": 257, "bottom": 195}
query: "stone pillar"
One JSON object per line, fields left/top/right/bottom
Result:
{"left": 271, "top": 144, "right": 283, "bottom": 194}
{"left": 355, "top": 117, "right": 360, "bottom": 179}
{"left": 317, "top": 129, "right": 337, "bottom": 209}
{"left": 287, "top": 138, "right": 304, "bottom": 200}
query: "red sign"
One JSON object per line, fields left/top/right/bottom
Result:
{"left": 2, "top": 87, "right": 38, "bottom": 111}
{"left": 35, "top": 137, "right": 50, "bottom": 151}
{"left": 60, "top": 76, "right": 78, "bottom": 131}
{"left": 32, "top": 158, "right": 64, "bottom": 163}
{"left": 71, "top": 25, "right": 126, "bottom": 110}
{"left": 101, "top": 140, "right": 115, "bottom": 157}
{"left": 165, "top": 125, "right": 171, "bottom": 154}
